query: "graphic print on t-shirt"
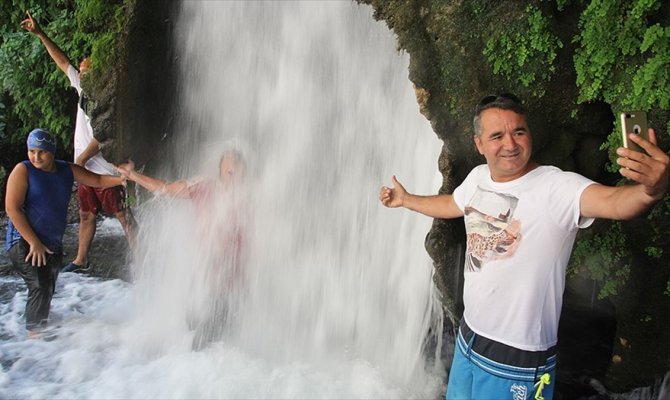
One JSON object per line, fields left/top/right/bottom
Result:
{"left": 464, "top": 186, "right": 521, "bottom": 272}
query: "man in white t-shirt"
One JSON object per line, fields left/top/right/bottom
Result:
{"left": 379, "top": 93, "right": 669, "bottom": 400}
{"left": 21, "top": 11, "right": 136, "bottom": 272}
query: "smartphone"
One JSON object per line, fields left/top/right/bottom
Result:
{"left": 620, "top": 111, "right": 649, "bottom": 154}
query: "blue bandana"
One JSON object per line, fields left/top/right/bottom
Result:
{"left": 27, "top": 128, "right": 57, "bottom": 154}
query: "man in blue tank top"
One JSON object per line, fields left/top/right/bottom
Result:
{"left": 5, "top": 129, "right": 126, "bottom": 337}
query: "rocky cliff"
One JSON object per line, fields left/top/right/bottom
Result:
{"left": 83, "top": 0, "right": 177, "bottom": 174}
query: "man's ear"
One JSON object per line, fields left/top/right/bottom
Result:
{"left": 474, "top": 136, "right": 484, "bottom": 155}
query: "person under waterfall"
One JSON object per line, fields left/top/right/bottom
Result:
{"left": 378, "top": 93, "right": 669, "bottom": 400}
{"left": 21, "top": 10, "right": 137, "bottom": 273}
{"left": 116, "top": 149, "right": 249, "bottom": 349}
{"left": 5, "top": 129, "right": 128, "bottom": 337}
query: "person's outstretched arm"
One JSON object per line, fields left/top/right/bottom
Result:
{"left": 5, "top": 163, "right": 52, "bottom": 267}
{"left": 379, "top": 175, "right": 464, "bottom": 219}
{"left": 20, "top": 10, "right": 70, "bottom": 74}
{"left": 581, "top": 128, "right": 670, "bottom": 220}
{"left": 71, "top": 164, "right": 125, "bottom": 188}
{"left": 117, "top": 160, "right": 190, "bottom": 198}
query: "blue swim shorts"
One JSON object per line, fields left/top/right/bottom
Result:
{"left": 445, "top": 322, "right": 556, "bottom": 400}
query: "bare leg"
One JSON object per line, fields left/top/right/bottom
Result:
{"left": 73, "top": 210, "right": 96, "bottom": 265}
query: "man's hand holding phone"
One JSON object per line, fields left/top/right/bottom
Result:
{"left": 616, "top": 126, "right": 670, "bottom": 201}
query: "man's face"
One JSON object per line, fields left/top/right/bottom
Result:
{"left": 219, "top": 154, "right": 244, "bottom": 186}
{"left": 474, "top": 108, "right": 533, "bottom": 182}
{"left": 28, "top": 148, "right": 55, "bottom": 171}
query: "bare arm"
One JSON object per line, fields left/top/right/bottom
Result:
{"left": 581, "top": 129, "right": 669, "bottom": 219}
{"left": 20, "top": 11, "right": 71, "bottom": 74}
{"left": 379, "top": 175, "right": 464, "bottom": 219}
{"left": 4, "top": 163, "right": 52, "bottom": 267}
{"left": 71, "top": 164, "right": 125, "bottom": 188}
{"left": 75, "top": 138, "right": 100, "bottom": 166}
{"left": 117, "top": 161, "right": 190, "bottom": 198}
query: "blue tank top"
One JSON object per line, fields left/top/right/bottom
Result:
{"left": 6, "top": 160, "right": 74, "bottom": 252}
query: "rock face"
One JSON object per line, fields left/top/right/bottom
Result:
{"left": 85, "top": 0, "right": 668, "bottom": 393}
{"left": 83, "top": 0, "right": 178, "bottom": 172}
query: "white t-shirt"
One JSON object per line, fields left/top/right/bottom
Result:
{"left": 452, "top": 164, "right": 595, "bottom": 351}
{"left": 66, "top": 65, "right": 116, "bottom": 175}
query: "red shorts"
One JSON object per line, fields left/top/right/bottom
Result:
{"left": 77, "top": 184, "right": 126, "bottom": 215}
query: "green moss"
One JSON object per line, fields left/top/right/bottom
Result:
{"left": 483, "top": 4, "right": 563, "bottom": 96}
{"left": 75, "top": 0, "right": 129, "bottom": 71}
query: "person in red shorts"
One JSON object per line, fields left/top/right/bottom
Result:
{"left": 21, "top": 11, "right": 136, "bottom": 272}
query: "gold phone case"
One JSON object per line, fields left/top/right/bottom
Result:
{"left": 620, "top": 111, "right": 648, "bottom": 153}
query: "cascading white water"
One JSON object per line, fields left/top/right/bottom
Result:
{"left": 134, "top": 0, "right": 446, "bottom": 395}
{"left": 0, "top": 1, "right": 448, "bottom": 399}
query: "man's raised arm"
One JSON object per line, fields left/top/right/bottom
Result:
{"left": 581, "top": 129, "right": 669, "bottom": 220}
{"left": 379, "top": 175, "right": 464, "bottom": 219}
{"left": 21, "top": 10, "right": 71, "bottom": 74}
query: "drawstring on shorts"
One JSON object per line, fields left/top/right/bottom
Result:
{"left": 533, "top": 373, "right": 551, "bottom": 400}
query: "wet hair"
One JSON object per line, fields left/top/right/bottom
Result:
{"left": 220, "top": 149, "right": 245, "bottom": 165}
{"left": 473, "top": 93, "right": 526, "bottom": 137}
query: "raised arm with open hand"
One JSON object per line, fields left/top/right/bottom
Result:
{"left": 581, "top": 128, "right": 670, "bottom": 220}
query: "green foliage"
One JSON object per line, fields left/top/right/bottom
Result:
{"left": 573, "top": 0, "right": 669, "bottom": 166}
{"left": 75, "top": 0, "right": 127, "bottom": 69}
{"left": 569, "top": 0, "right": 670, "bottom": 300}
{"left": 125, "top": 193, "right": 137, "bottom": 207}
{"left": 554, "top": 0, "right": 576, "bottom": 12}
{"left": 0, "top": 101, "right": 6, "bottom": 139}
{"left": 573, "top": 0, "right": 666, "bottom": 107}
{"left": 569, "top": 222, "right": 631, "bottom": 299}
{"left": 647, "top": 196, "right": 670, "bottom": 295}
{"left": 0, "top": 0, "right": 127, "bottom": 156}
{"left": 645, "top": 246, "right": 663, "bottom": 258}
{"left": 483, "top": 4, "right": 563, "bottom": 96}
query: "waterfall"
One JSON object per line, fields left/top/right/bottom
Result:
{"left": 131, "top": 0, "right": 445, "bottom": 396}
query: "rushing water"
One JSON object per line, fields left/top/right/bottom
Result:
{"left": 1, "top": 2, "right": 447, "bottom": 398}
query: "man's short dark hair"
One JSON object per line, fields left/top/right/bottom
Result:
{"left": 473, "top": 93, "right": 526, "bottom": 137}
